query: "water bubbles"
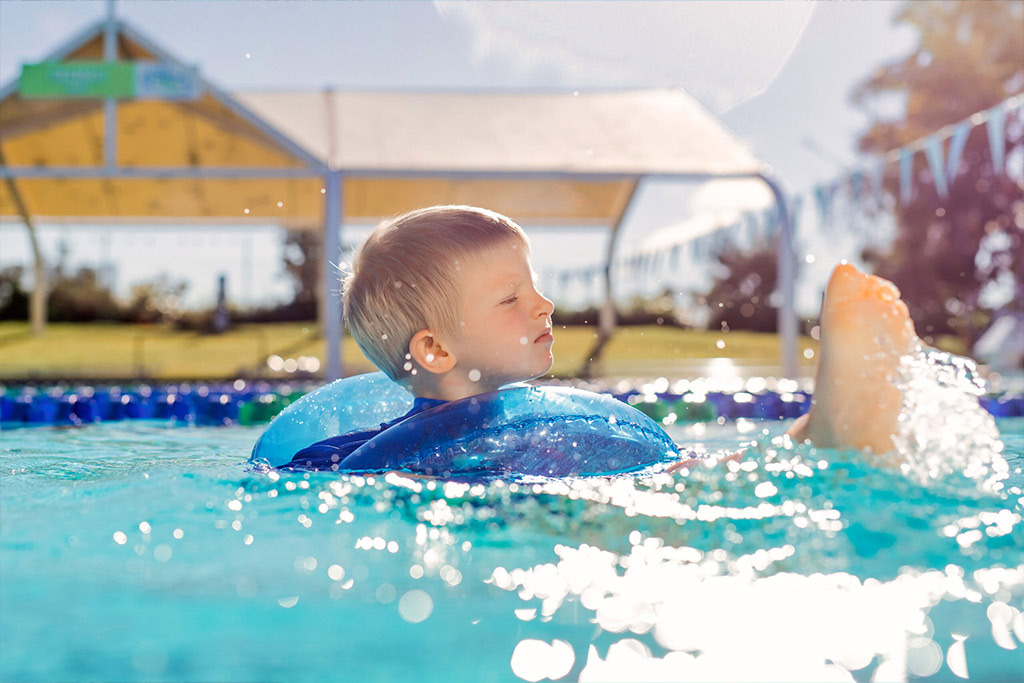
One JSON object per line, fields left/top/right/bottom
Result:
{"left": 468, "top": 369, "right": 481, "bottom": 382}
{"left": 716, "top": 339, "right": 725, "bottom": 349}
{"left": 403, "top": 361, "right": 413, "bottom": 372}
{"left": 113, "top": 531, "right": 127, "bottom": 545}
{"left": 520, "top": 337, "right": 529, "bottom": 345}
{"left": 398, "top": 589, "right": 433, "bottom": 623}
{"left": 376, "top": 583, "right": 397, "bottom": 604}
{"left": 138, "top": 521, "right": 151, "bottom": 534}
{"left": 894, "top": 347, "right": 1007, "bottom": 488}
{"left": 946, "top": 636, "right": 969, "bottom": 678}
{"left": 440, "top": 565, "right": 462, "bottom": 586}
{"left": 510, "top": 639, "right": 574, "bottom": 682}
{"left": 153, "top": 544, "right": 172, "bottom": 562}
{"left": 277, "top": 596, "right": 299, "bottom": 608}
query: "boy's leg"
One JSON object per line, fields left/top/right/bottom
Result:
{"left": 787, "top": 262, "right": 918, "bottom": 455}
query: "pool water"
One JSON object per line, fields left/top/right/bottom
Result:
{"left": 2, "top": 405, "right": 1022, "bottom": 682}
{"left": 4, "top": 343, "right": 1024, "bottom": 682}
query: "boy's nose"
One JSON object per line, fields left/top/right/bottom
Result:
{"left": 535, "top": 292, "right": 554, "bottom": 318}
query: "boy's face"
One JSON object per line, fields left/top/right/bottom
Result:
{"left": 447, "top": 242, "right": 554, "bottom": 391}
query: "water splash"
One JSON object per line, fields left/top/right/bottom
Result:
{"left": 895, "top": 346, "right": 1008, "bottom": 489}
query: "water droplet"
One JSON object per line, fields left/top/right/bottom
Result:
{"left": 398, "top": 589, "right": 433, "bottom": 623}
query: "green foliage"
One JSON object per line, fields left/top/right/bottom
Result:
{"left": 852, "top": 1, "right": 1024, "bottom": 341}
{"left": 0, "top": 266, "right": 29, "bottom": 320}
{"left": 123, "top": 274, "right": 189, "bottom": 324}
{"left": 47, "top": 265, "right": 121, "bottom": 322}
{"left": 703, "top": 240, "right": 780, "bottom": 333}
{"left": 0, "top": 320, "right": 818, "bottom": 381}
{"left": 281, "top": 230, "right": 321, "bottom": 315}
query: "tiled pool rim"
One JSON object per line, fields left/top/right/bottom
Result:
{"left": 3, "top": 378, "right": 1022, "bottom": 428}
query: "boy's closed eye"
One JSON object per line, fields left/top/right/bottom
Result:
{"left": 501, "top": 295, "right": 519, "bottom": 305}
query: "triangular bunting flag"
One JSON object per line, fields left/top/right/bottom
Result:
{"left": 849, "top": 171, "right": 864, "bottom": 203}
{"left": 946, "top": 121, "right": 971, "bottom": 186}
{"left": 924, "top": 135, "right": 949, "bottom": 199}
{"left": 814, "top": 184, "right": 837, "bottom": 228}
{"left": 899, "top": 149, "right": 914, "bottom": 204}
{"left": 986, "top": 104, "right": 1006, "bottom": 174}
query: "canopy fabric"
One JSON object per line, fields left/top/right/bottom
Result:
{"left": 0, "top": 18, "right": 797, "bottom": 378}
{"left": 235, "top": 89, "right": 762, "bottom": 176}
{"left": 0, "top": 21, "right": 762, "bottom": 227}
{"left": 0, "top": 176, "right": 634, "bottom": 227}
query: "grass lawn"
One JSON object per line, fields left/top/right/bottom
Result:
{"left": 0, "top": 320, "right": 818, "bottom": 381}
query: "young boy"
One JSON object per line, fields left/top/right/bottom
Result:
{"left": 286, "top": 205, "right": 918, "bottom": 471}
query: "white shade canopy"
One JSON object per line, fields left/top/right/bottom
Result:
{"left": 236, "top": 88, "right": 763, "bottom": 177}
{"left": 0, "top": 16, "right": 797, "bottom": 379}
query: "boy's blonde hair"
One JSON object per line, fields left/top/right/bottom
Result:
{"left": 343, "top": 205, "right": 529, "bottom": 382}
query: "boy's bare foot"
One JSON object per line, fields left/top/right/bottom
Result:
{"left": 788, "top": 262, "right": 919, "bottom": 455}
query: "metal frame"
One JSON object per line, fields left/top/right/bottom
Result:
{"left": 577, "top": 170, "right": 796, "bottom": 379}
{"left": 1, "top": 8, "right": 800, "bottom": 381}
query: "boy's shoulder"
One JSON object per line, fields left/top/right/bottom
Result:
{"left": 282, "top": 397, "right": 447, "bottom": 471}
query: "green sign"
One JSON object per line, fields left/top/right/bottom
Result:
{"left": 20, "top": 61, "right": 201, "bottom": 100}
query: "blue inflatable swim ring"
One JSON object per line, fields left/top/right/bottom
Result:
{"left": 250, "top": 372, "right": 680, "bottom": 479}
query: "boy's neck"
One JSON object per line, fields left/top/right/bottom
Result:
{"left": 409, "top": 372, "right": 500, "bottom": 402}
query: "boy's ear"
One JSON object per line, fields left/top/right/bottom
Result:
{"left": 408, "top": 329, "right": 456, "bottom": 375}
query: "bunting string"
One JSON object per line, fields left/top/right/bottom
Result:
{"left": 543, "top": 93, "right": 1021, "bottom": 309}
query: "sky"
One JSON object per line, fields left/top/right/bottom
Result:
{"left": 0, "top": 0, "right": 918, "bottom": 315}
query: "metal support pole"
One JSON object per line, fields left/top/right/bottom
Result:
{"left": 759, "top": 172, "right": 798, "bottom": 378}
{"left": 0, "top": 146, "right": 45, "bottom": 335}
{"left": 323, "top": 170, "right": 344, "bottom": 380}
{"left": 580, "top": 181, "right": 641, "bottom": 377}
{"left": 103, "top": 0, "right": 117, "bottom": 168}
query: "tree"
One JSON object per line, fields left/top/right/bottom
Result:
{"left": 852, "top": 2, "right": 1024, "bottom": 342}
{"left": 45, "top": 240, "right": 121, "bottom": 322}
{"left": 703, "top": 240, "right": 780, "bottom": 333}
{"left": 47, "top": 266, "right": 121, "bottom": 322}
{"left": 122, "top": 275, "right": 189, "bottom": 324}
{"left": 0, "top": 266, "right": 29, "bottom": 320}
{"left": 281, "top": 230, "right": 321, "bottom": 320}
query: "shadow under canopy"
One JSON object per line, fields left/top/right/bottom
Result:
{"left": 0, "top": 17, "right": 797, "bottom": 378}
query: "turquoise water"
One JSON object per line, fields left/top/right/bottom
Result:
{"left": 2, "top": 406, "right": 1022, "bottom": 682}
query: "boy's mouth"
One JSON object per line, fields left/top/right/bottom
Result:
{"left": 534, "top": 329, "right": 554, "bottom": 344}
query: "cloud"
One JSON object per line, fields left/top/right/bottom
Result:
{"left": 434, "top": 1, "right": 815, "bottom": 113}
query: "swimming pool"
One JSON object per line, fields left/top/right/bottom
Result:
{"left": 2, "top": 372, "right": 1023, "bottom": 681}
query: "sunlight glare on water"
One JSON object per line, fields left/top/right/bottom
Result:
{"left": 895, "top": 347, "right": 1008, "bottom": 489}
{"left": 1, "top": 371, "right": 1022, "bottom": 681}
